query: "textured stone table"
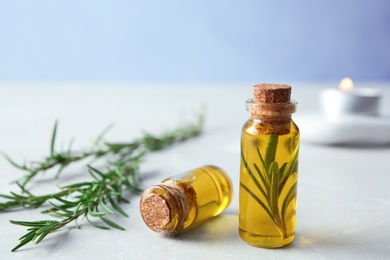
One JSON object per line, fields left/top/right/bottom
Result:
{"left": 1, "top": 83, "right": 389, "bottom": 259}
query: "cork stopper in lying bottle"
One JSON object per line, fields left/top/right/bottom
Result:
{"left": 140, "top": 195, "right": 171, "bottom": 230}
{"left": 248, "top": 83, "right": 297, "bottom": 135}
{"left": 139, "top": 183, "right": 189, "bottom": 236}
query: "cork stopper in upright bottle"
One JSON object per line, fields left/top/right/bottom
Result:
{"left": 249, "top": 83, "right": 296, "bottom": 135}
{"left": 254, "top": 83, "right": 291, "bottom": 104}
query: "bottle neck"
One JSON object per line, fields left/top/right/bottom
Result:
{"left": 246, "top": 99, "right": 297, "bottom": 135}
{"left": 139, "top": 182, "right": 188, "bottom": 235}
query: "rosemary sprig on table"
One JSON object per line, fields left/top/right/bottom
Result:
{"left": 241, "top": 135, "right": 299, "bottom": 238}
{"left": 0, "top": 115, "right": 203, "bottom": 252}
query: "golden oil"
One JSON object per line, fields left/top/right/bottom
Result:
{"left": 239, "top": 83, "right": 300, "bottom": 248}
{"left": 140, "top": 165, "right": 233, "bottom": 235}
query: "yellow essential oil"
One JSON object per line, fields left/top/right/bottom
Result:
{"left": 140, "top": 165, "right": 233, "bottom": 235}
{"left": 239, "top": 83, "right": 300, "bottom": 248}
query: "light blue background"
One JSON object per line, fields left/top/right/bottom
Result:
{"left": 0, "top": 0, "right": 389, "bottom": 82}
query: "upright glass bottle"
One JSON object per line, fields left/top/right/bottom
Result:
{"left": 239, "top": 83, "right": 300, "bottom": 248}
{"left": 140, "top": 165, "right": 233, "bottom": 235}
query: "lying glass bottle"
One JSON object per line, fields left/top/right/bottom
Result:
{"left": 140, "top": 165, "right": 233, "bottom": 235}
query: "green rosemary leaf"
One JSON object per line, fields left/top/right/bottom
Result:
{"left": 50, "top": 120, "right": 58, "bottom": 157}
{"left": 15, "top": 182, "right": 34, "bottom": 197}
{"left": 126, "top": 185, "right": 143, "bottom": 194}
{"left": 11, "top": 235, "right": 34, "bottom": 252}
{"left": 35, "top": 222, "right": 56, "bottom": 234}
{"left": 241, "top": 149, "right": 268, "bottom": 199}
{"left": 10, "top": 220, "right": 55, "bottom": 227}
{"left": 48, "top": 211, "right": 71, "bottom": 218}
{"left": 47, "top": 202, "right": 73, "bottom": 215}
{"left": 113, "top": 168, "right": 124, "bottom": 178}
{"left": 86, "top": 215, "right": 110, "bottom": 230}
{"left": 99, "top": 195, "right": 114, "bottom": 215}
{"left": 276, "top": 162, "right": 287, "bottom": 191}
{"left": 88, "top": 211, "right": 106, "bottom": 217}
{"left": 284, "top": 145, "right": 299, "bottom": 176}
{"left": 88, "top": 169, "right": 101, "bottom": 181}
{"left": 52, "top": 196, "right": 79, "bottom": 207}
{"left": 0, "top": 152, "right": 27, "bottom": 171}
{"left": 268, "top": 162, "right": 287, "bottom": 234}
{"left": 281, "top": 182, "right": 297, "bottom": 225}
{"left": 54, "top": 163, "right": 68, "bottom": 179}
{"left": 108, "top": 195, "right": 128, "bottom": 217}
{"left": 73, "top": 202, "right": 83, "bottom": 216}
{"left": 269, "top": 162, "right": 280, "bottom": 217}
{"left": 94, "top": 123, "right": 114, "bottom": 147}
{"left": 87, "top": 204, "right": 103, "bottom": 216}
{"left": 88, "top": 203, "right": 101, "bottom": 217}
{"left": 119, "top": 197, "right": 130, "bottom": 204}
{"left": 61, "top": 182, "right": 92, "bottom": 189}
{"left": 279, "top": 162, "right": 287, "bottom": 177}
{"left": 10, "top": 192, "right": 27, "bottom": 200}
{"left": 87, "top": 165, "right": 105, "bottom": 179}
{"left": 253, "top": 163, "right": 270, "bottom": 193}
{"left": 125, "top": 174, "right": 137, "bottom": 186}
{"left": 88, "top": 210, "right": 106, "bottom": 217}
{"left": 19, "top": 229, "right": 37, "bottom": 241}
{"left": 264, "top": 135, "right": 278, "bottom": 171}
{"left": 108, "top": 191, "right": 121, "bottom": 197}
{"left": 100, "top": 216, "right": 125, "bottom": 231}
{"left": 91, "top": 184, "right": 98, "bottom": 192}
{"left": 35, "top": 230, "right": 51, "bottom": 244}
{"left": 67, "top": 138, "right": 75, "bottom": 154}
{"left": 0, "top": 194, "right": 15, "bottom": 199}
{"left": 106, "top": 184, "right": 117, "bottom": 194}
{"left": 278, "top": 145, "right": 299, "bottom": 193}
{"left": 104, "top": 142, "right": 136, "bottom": 152}
{"left": 255, "top": 146, "right": 267, "bottom": 173}
{"left": 240, "top": 183, "right": 277, "bottom": 227}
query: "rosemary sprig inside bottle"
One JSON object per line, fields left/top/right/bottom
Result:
{"left": 0, "top": 115, "right": 203, "bottom": 252}
{"left": 239, "top": 83, "right": 300, "bottom": 248}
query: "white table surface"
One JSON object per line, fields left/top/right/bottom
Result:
{"left": 1, "top": 82, "right": 389, "bottom": 260}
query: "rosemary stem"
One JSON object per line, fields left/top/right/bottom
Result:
{"left": 263, "top": 135, "right": 289, "bottom": 238}
{"left": 2, "top": 115, "right": 204, "bottom": 252}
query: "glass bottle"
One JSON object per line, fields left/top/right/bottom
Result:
{"left": 140, "top": 165, "right": 233, "bottom": 235}
{"left": 239, "top": 83, "right": 300, "bottom": 248}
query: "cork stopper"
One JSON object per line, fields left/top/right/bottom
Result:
{"left": 139, "top": 183, "right": 189, "bottom": 235}
{"left": 140, "top": 195, "right": 170, "bottom": 230}
{"left": 254, "top": 83, "right": 291, "bottom": 103}
{"left": 248, "top": 83, "right": 296, "bottom": 135}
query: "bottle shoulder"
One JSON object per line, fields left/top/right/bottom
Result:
{"left": 291, "top": 120, "right": 300, "bottom": 133}
{"left": 242, "top": 119, "right": 300, "bottom": 136}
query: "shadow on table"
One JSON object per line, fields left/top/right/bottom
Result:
{"left": 293, "top": 228, "right": 389, "bottom": 254}
{"left": 175, "top": 214, "right": 238, "bottom": 243}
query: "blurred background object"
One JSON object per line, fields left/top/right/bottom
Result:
{"left": 0, "top": 0, "right": 389, "bottom": 83}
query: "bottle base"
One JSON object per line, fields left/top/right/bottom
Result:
{"left": 239, "top": 228, "right": 294, "bottom": 248}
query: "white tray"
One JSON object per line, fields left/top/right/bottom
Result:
{"left": 295, "top": 111, "right": 390, "bottom": 146}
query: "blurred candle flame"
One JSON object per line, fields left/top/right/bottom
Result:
{"left": 339, "top": 77, "right": 353, "bottom": 92}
